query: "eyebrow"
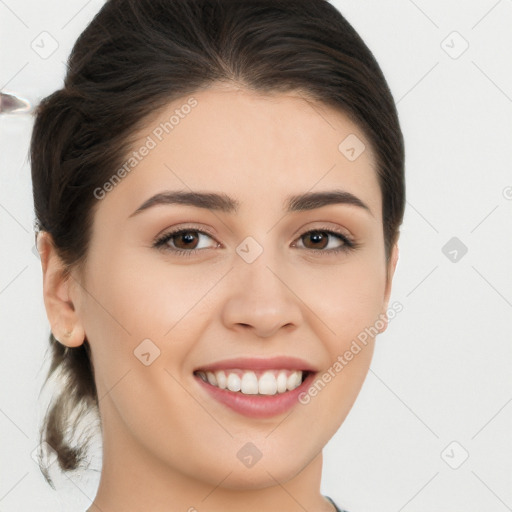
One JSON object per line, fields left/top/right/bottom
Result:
{"left": 129, "top": 189, "right": 373, "bottom": 218}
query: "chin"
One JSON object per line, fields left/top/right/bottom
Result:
{"left": 214, "top": 462, "right": 305, "bottom": 491}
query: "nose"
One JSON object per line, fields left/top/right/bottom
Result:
{"left": 220, "top": 251, "right": 304, "bottom": 338}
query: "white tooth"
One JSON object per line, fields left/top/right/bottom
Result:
{"left": 276, "top": 371, "right": 288, "bottom": 393}
{"left": 258, "top": 371, "right": 278, "bottom": 395}
{"left": 286, "top": 370, "right": 302, "bottom": 391}
{"left": 197, "top": 371, "right": 208, "bottom": 383}
{"left": 206, "top": 371, "right": 217, "bottom": 386}
{"left": 214, "top": 370, "right": 227, "bottom": 389}
{"left": 241, "top": 371, "right": 259, "bottom": 394}
{"left": 227, "top": 373, "right": 241, "bottom": 392}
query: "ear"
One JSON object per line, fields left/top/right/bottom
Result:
{"left": 36, "top": 231, "right": 85, "bottom": 347}
{"left": 377, "top": 240, "right": 400, "bottom": 334}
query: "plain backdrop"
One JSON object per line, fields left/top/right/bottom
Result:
{"left": 1, "top": 1, "right": 511, "bottom": 511}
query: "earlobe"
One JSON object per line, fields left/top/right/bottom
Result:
{"left": 36, "top": 231, "right": 85, "bottom": 348}
{"left": 52, "top": 326, "right": 86, "bottom": 348}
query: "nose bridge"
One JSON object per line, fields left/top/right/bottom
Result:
{"left": 235, "top": 232, "right": 287, "bottom": 294}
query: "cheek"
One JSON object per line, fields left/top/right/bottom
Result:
{"left": 83, "top": 247, "right": 216, "bottom": 337}
{"left": 294, "top": 254, "right": 385, "bottom": 414}
{"left": 299, "top": 254, "right": 387, "bottom": 342}
{"left": 80, "top": 250, "right": 222, "bottom": 392}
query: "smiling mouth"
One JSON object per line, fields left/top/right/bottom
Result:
{"left": 193, "top": 368, "right": 312, "bottom": 396}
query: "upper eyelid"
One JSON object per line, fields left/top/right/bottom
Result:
{"left": 156, "top": 220, "right": 353, "bottom": 238}
{"left": 154, "top": 226, "right": 217, "bottom": 245}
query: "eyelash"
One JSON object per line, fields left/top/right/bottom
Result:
{"left": 152, "top": 225, "right": 359, "bottom": 257}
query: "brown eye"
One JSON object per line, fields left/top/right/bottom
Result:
{"left": 293, "top": 228, "right": 355, "bottom": 255}
{"left": 153, "top": 229, "right": 219, "bottom": 254}
{"left": 301, "top": 231, "right": 330, "bottom": 250}
{"left": 172, "top": 231, "right": 200, "bottom": 250}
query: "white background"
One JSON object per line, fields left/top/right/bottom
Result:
{"left": 1, "top": 1, "right": 511, "bottom": 511}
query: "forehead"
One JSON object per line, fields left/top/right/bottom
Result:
{"left": 99, "top": 85, "right": 381, "bottom": 220}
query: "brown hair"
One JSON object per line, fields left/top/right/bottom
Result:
{"left": 31, "top": 0, "right": 405, "bottom": 486}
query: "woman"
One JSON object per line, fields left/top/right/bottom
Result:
{"left": 31, "top": 0, "right": 405, "bottom": 510}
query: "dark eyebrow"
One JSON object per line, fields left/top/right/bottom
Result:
{"left": 287, "top": 190, "right": 372, "bottom": 216}
{"left": 129, "top": 189, "right": 372, "bottom": 218}
{"left": 129, "top": 191, "right": 237, "bottom": 217}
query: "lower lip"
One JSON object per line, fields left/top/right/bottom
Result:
{"left": 194, "top": 372, "right": 317, "bottom": 419}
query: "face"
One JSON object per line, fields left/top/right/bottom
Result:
{"left": 45, "top": 85, "right": 398, "bottom": 496}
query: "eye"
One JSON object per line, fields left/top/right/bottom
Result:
{"left": 293, "top": 228, "right": 355, "bottom": 254}
{"left": 153, "top": 228, "right": 219, "bottom": 255}
{"left": 153, "top": 225, "right": 358, "bottom": 257}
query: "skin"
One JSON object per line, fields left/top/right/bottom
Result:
{"left": 38, "top": 83, "right": 399, "bottom": 512}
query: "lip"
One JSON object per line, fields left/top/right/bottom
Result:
{"left": 193, "top": 369, "right": 317, "bottom": 419}
{"left": 193, "top": 356, "right": 318, "bottom": 373}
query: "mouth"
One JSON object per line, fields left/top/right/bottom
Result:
{"left": 192, "top": 357, "right": 318, "bottom": 418}
{"left": 193, "top": 368, "right": 312, "bottom": 395}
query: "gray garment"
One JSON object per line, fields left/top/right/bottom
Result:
{"left": 324, "top": 495, "right": 349, "bottom": 512}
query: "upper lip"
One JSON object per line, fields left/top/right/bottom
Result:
{"left": 194, "top": 356, "right": 318, "bottom": 373}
